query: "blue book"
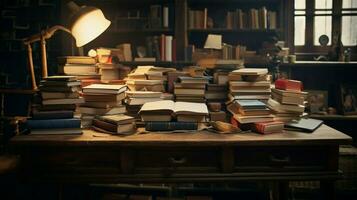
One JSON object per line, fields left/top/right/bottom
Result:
{"left": 145, "top": 122, "right": 198, "bottom": 131}
{"left": 27, "top": 118, "right": 81, "bottom": 129}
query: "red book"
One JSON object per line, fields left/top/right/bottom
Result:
{"left": 172, "top": 38, "right": 176, "bottom": 61}
{"left": 275, "top": 79, "right": 302, "bottom": 92}
{"left": 253, "top": 121, "right": 284, "bottom": 134}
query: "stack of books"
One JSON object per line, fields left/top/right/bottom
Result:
{"left": 57, "top": 56, "right": 100, "bottom": 80}
{"left": 124, "top": 91, "right": 164, "bottom": 117}
{"left": 228, "top": 68, "right": 271, "bottom": 102}
{"left": 227, "top": 99, "right": 273, "bottom": 124}
{"left": 125, "top": 66, "right": 176, "bottom": 92}
{"left": 92, "top": 114, "right": 136, "bottom": 135}
{"left": 79, "top": 84, "right": 127, "bottom": 127}
{"left": 139, "top": 100, "right": 209, "bottom": 131}
{"left": 268, "top": 79, "right": 308, "bottom": 123}
{"left": 174, "top": 76, "right": 209, "bottom": 103}
{"left": 28, "top": 76, "right": 84, "bottom": 135}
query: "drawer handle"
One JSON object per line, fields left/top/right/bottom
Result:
{"left": 270, "top": 155, "right": 290, "bottom": 164}
{"left": 169, "top": 156, "right": 186, "bottom": 164}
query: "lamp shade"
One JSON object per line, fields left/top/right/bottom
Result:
{"left": 70, "top": 6, "right": 111, "bottom": 47}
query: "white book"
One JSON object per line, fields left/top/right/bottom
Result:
{"left": 165, "top": 35, "right": 173, "bottom": 61}
{"left": 82, "top": 84, "right": 127, "bottom": 94}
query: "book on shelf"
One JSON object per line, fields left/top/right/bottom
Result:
{"left": 82, "top": 101, "right": 122, "bottom": 109}
{"left": 210, "top": 111, "right": 227, "bottom": 122}
{"left": 126, "top": 79, "right": 165, "bottom": 92}
{"left": 82, "top": 84, "right": 127, "bottom": 94}
{"left": 139, "top": 100, "right": 208, "bottom": 122}
{"left": 116, "top": 43, "right": 132, "bottom": 61}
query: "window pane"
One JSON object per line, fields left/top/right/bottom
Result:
{"left": 295, "top": 0, "right": 306, "bottom": 9}
{"left": 315, "top": 10, "right": 333, "bottom": 14}
{"left": 314, "top": 16, "right": 332, "bottom": 45}
{"left": 342, "top": 16, "right": 357, "bottom": 45}
{"left": 315, "top": 0, "right": 332, "bottom": 9}
{"left": 295, "top": 16, "right": 305, "bottom": 45}
{"left": 343, "top": 0, "right": 357, "bottom": 8}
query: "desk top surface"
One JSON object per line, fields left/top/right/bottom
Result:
{"left": 10, "top": 125, "right": 352, "bottom": 147}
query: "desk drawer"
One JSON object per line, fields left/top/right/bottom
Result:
{"left": 23, "top": 147, "right": 121, "bottom": 174}
{"left": 132, "top": 147, "right": 220, "bottom": 174}
{"left": 234, "top": 146, "right": 328, "bottom": 172}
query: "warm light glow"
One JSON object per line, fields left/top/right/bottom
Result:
{"left": 71, "top": 9, "right": 111, "bottom": 47}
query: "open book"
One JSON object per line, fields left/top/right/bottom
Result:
{"left": 139, "top": 100, "right": 208, "bottom": 122}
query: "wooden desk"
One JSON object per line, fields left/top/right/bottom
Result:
{"left": 9, "top": 125, "right": 352, "bottom": 199}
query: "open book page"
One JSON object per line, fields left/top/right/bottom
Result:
{"left": 139, "top": 100, "right": 175, "bottom": 114}
{"left": 174, "top": 102, "right": 208, "bottom": 115}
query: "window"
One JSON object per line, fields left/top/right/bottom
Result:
{"left": 292, "top": 0, "right": 357, "bottom": 55}
{"left": 342, "top": 0, "right": 357, "bottom": 45}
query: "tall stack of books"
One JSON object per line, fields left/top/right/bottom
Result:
{"left": 57, "top": 56, "right": 100, "bottom": 80}
{"left": 228, "top": 68, "right": 271, "bottom": 102}
{"left": 125, "top": 66, "right": 176, "bottom": 92}
{"left": 227, "top": 68, "right": 273, "bottom": 125}
{"left": 174, "top": 76, "right": 209, "bottom": 103}
{"left": 79, "top": 84, "right": 127, "bottom": 127}
{"left": 268, "top": 79, "right": 308, "bottom": 123}
{"left": 28, "top": 76, "right": 84, "bottom": 135}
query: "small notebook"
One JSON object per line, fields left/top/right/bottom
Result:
{"left": 284, "top": 118, "right": 323, "bottom": 133}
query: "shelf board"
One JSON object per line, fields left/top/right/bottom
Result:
{"left": 188, "top": 28, "right": 281, "bottom": 34}
{"left": 309, "top": 114, "right": 357, "bottom": 121}
{"left": 280, "top": 61, "right": 357, "bottom": 68}
{"left": 118, "top": 61, "right": 196, "bottom": 67}
{"left": 108, "top": 28, "right": 173, "bottom": 34}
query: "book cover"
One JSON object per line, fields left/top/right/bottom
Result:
{"left": 145, "top": 121, "right": 198, "bottom": 131}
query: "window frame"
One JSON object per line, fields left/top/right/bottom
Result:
{"left": 289, "top": 0, "right": 357, "bottom": 59}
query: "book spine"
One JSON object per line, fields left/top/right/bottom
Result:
{"left": 163, "top": 6, "right": 169, "bottom": 28}
{"left": 27, "top": 118, "right": 81, "bottom": 129}
{"left": 145, "top": 122, "right": 198, "bottom": 131}
{"left": 172, "top": 38, "right": 176, "bottom": 61}
{"left": 160, "top": 34, "right": 165, "bottom": 61}
{"left": 165, "top": 35, "right": 172, "bottom": 61}
{"left": 92, "top": 119, "right": 117, "bottom": 133}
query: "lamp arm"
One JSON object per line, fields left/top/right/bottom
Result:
{"left": 23, "top": 25, "right": 71, "bottom": 45}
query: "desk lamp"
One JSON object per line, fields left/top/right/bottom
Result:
{"left": 23, "top": 1, "right": 111, "bottom": 90}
